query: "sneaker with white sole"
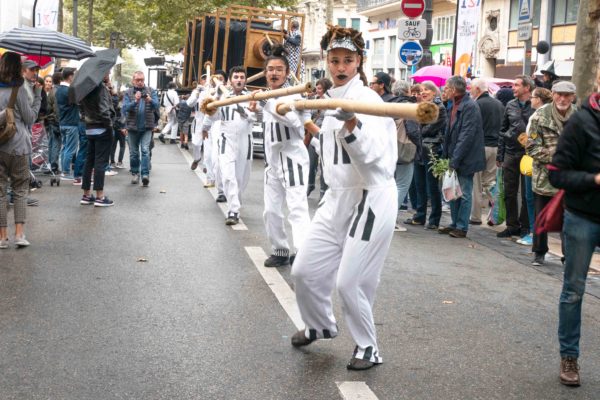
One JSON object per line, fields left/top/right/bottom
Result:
{"left": 80, "top": 194, "right": 96, "bottom": 205}
{"left": 105, "top": 170, "right": 118, "bottom": 176}
{"left": 0, "top": 239, "right": 8, "bottom": 249}
{"left": 72, "top": 178, "right": 82, "bottom": 186}
{"left": 60, "top": 174, "right": 74, "bottom": 181}
{"left": 516, "top": 233, "right": 533, "bottom": 246}
{"left": 115, "top": 162, "right": 124, "bottom": 169}
{"left": 15, "top": 235, "right": 30, "bottom": 247}
{"left": 94, "top": 196, "right": 114, "bottom": 207}
{"left": 394, "top": 224, "right": 407, "bottom": 232}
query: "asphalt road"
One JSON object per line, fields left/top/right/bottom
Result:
{"left": 1, "top": 140, "right": 599, "bottom": 400}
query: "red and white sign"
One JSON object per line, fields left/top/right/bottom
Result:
{"left": 401, "top": 0, "right": 425, "bottom": 19}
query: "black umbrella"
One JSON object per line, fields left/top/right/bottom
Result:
{"left": 69, "top": 49, "right": 120, "bottom": 104}
{"left": 0, "top": 27, "right": 95, "bottom": 60}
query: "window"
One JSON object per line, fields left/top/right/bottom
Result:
{"left": 433, "top": 15, "right": 455, "bottom": 43}
{"left": 509, "top": 0, "right": 542, "bottom": 29}
{"left": 372, "top": 68, "right": 383, "bottom": 76}
{"left": 388, "top": 36, "right": 396, "bottom": 54}
{"left": 337, "top": 18, "right": 347, "bottom": 27}
{"left": 553, "top": 0, "right": 580, "bottom": 25}
{"left": 351, "top": 18, "right": 360, "bottom": 31}
{"left": 373, "top": 38, "right": 384, "bottom": 55}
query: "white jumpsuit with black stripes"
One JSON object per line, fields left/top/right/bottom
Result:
{"left": 262, "top": 93, "right": 311, "bottom": 257}
{"left": 202, "top": 94, "right": 254, "bottom": 216}
{"left": 291, "top": 74, "right": 398, "bottom": 364}
{"left": 187, "top": 88, "right": 205, "bottom": 162}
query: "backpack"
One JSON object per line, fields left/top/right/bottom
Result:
{"left": 395, "top": 118, "right": 416, "bottom": 164}
{"left": 0, "top": 86, "right": 20, "bottom": 145}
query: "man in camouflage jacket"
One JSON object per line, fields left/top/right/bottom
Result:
{"left": 526, "top": 81, "right": 577, "bottom": 265}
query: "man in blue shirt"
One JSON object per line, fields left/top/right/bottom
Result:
{"left": 55, "top": 68, "right": 80, "bottom": 180}
{"left": 122, "top": 71, "right": 159, "bottom": 187}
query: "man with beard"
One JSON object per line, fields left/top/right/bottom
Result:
{"left": 202, "top": 66, "right": 254, "bottom": 225}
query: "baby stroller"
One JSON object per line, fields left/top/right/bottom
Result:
{"left": 30, "top": 122, "right": 59, "bottom": 187}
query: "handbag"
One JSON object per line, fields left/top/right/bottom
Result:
{"left": 395, "top": 118, "right": 416, "bottom": 163}
{"left": 535, "top": 189, "right": 565, "bottom": 234}
{"left": 0, "top": 85, "right": 20, "bottom": 145}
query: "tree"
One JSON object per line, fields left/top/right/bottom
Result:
{"left": 572, "top": 0, "right": 600, "bottom": 103}
{"left": 63, "top": 0, "right": 297, "bottom": 53}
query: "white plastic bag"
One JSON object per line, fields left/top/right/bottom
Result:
{"left": 442, "top": 170, "right": 463, "bottom": 202}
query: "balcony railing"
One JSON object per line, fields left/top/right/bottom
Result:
{"left": 357, "top": 0, "right": 399, "bottom": 12}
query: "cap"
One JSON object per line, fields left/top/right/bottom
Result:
{"left": 23, "top": 59, "right": 41, "bottom": 70}
{"left": 375, "top": 72, "right": 392, "bottom": 93}
{"left": 326, "top": 36, "right": 358, "bottom": 52}
{"left": 552, "top": 81, "right": 576, "bottom": 94}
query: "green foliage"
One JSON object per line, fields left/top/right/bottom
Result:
{"left": 428, "top": 149, "right": 450, "bottom": 179}
{"left": 63, "top": 0, "right": 299, "bottom": 53}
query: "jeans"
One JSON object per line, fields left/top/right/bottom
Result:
{"left": 47, "top": 124, "right": 61, "bottom": 169}
{"left": 74, "top": 122, "right": 88, "bottom": 178}
{"left": 128, "top": 129, "right": 152, "bottom": 177}
{"left": 524, "top": 175, "right": 535, "bottom": 234}
{"left": 412, "top": 161, "right": 442, "bottom": 226}
{"left": 558, "top": 210, "right": 600, "bottom": 358}
{"left": 449, "top": 172, "right": 474, "bottom": 232}
{"left": 82, "top": 130, "right": 112, "bottom": 191}
{"left": 395, "top": 163, "right": 414, "bottom": 211}
{"left": 111, "top": 129, "right": 126, "bottom": 164}
{"left": 60, "top": 125, "right": 79, "bottom": 175}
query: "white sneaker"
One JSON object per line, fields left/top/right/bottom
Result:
{"left": 15, "top": 235, "right": 30, "bottom": 248}
{"left": 0, "top": 239, "right": 8, "bottom": 249}
{"left": 394, "top": 224, "right": 408, "bottom": 232}
{"left": 105, "top": 170, "right": 118, "bottom": 176}
{"left": 115, "top": 162, "right": 124, "bottom": 169}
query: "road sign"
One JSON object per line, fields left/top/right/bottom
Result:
{"left": 398, "top": 18, "right": 427, "bottom": 40}
{"left": 518, "top": 0, "right": 532, "bottom": 22}
{"left": 518, "top": 22, "right": 532, "bottom": 41}
{"left": 399, "top": 41, "right": 423, "bottom": 66}
{"left": 401, "top": 0, "right": 425, "bottom": 19}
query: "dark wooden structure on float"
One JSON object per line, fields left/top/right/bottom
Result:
{"left": 183, "top": 5, "right": 305, "bottom": 88}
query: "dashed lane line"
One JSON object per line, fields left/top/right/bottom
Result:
{"left": 336, "top": 381, "right": 379, "bottom": 400}
{"left": 178, "top": 147, "right": 248, "bottom": 231}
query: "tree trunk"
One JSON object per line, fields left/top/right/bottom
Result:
{"left": 572, "top": 0, "right": 600, "bottom": 104}
{"left": 58, "top": 0, "right": 64, "bottom": 32}
{"left": 326, "top": 0, "right": 334, "bottom": 24}
{"left": 87, "top": 0, "right": 94, "bottom": 44}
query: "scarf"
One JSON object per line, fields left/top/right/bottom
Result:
{"left": 551, "top": 102, "right": 575, "bottom": 132}
{"left": 590, "top": 93, "right": 600, "bottom": 111}
{"left": 450, "top": 94, "right": 464, "bottom": 126}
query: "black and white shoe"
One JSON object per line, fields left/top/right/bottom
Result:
{"left": 225, "top": 212, "right": 239, "bottom": 226}
{"left": 216, "top": 194, "right": 227, "bottom": 203}
{"left": 264, "top": 254, "right": 290, "bottom": 268}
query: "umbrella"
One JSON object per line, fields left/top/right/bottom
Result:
{"left": 69, "top": 49, "right": 119, "bottom": 103}
{"left": 0, "top": 27, "right": 95, "bottom": 60}
{"left": 411, "top": 65, "right": 452, "bottom": 86}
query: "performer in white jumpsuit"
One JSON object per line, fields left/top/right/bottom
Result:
{"left": 160, "top": 82, "right": 179, "bottom": 142}
{"left": 202, "top": 66, "right": 254, "bottom": 224}
{"left": 187, "top": 76, "right": 207, "bottom": 170}
{"left": 249, "top": 46, "right": 313, "bottom": 268}
{"left": 290, "top": 26, "right": 398, "bottom": 371}
{"left": 200, "top": 72, "right": 227, "bottom": 187}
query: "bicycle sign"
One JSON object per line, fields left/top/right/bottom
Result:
{"left": 398, "top": 18, "right": 427, "bottom": 40}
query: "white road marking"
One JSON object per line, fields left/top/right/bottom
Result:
{"left": 336, "top": 381, "right": 379, "bottom": 400}
{"left": 178, "top": 147, "right": 248, "bottom": 231}
{"left": 244, "top": 246, "right": 304, "bottom": 330}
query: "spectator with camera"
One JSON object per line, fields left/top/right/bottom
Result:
{"left": 122, "top": 71, "right": 159, "bottom": 187}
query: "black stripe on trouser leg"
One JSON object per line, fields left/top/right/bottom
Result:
{"left": 352, "top": 345, "right": 359, "bottom": 358}
{"left": 247, "top": 134, "right": 251, "bottom": 160}
{"left": 333, "top": 139, "right": 339, "bottom": 164}
{"left": 284, "top": 126, "right": 290, "bottom": 140}
{"left": 309, "top": 329, "right": 317, "bottom": 341}
{"left": 361, "top": 207, "right": 375, "bottom": 241}
{"left": 276, "top": 123, "right": 282, "bottom": 142}
{"left": 349, "top": 190, "right": 368, "bottom": 238}
{"left": 297, "top": 163, "right": 304, "bottom": 186}
{"left": 270, "top": 122, "right": 275, "bottom": 142}
{"left": 341, "top": 144, "right": 350, "bottom": 164}
{"left": 220, "top": 134, "right": 226, "bottom": 154}
{"left": 287, "top": 157, "right": 295, "bottom": 187}
{"left": 363, "top": 346, "right": 373, "bottom": 361}
{"left": 323, "top": 329, "right": 332, "bottom": 339}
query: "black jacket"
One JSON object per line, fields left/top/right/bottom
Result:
{"left": 443, "top": 94, "right": 485, "bottom": 175}
{"left": 476, "top": 92, "right": 504, "bottom": 147}
{"left": 549, "top": 95, "right": 600, "bottom": 224}
{"left": 80, "top": 84, "right": 113, "bottom": 130}
{"left": 419, "top": 97, "right": 447, "bottom": 161}
{"left": 497, "top": 98, "right": 532, "bottom": 161}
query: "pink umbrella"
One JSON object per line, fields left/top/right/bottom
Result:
{"left": 411, "top": 65, "right": 452, "bottom": 86}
